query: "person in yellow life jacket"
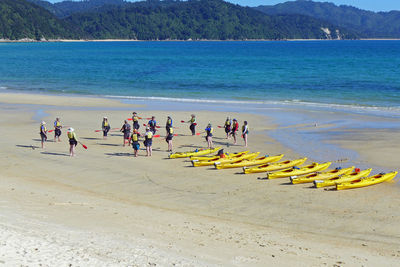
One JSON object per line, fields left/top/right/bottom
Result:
{"left": 54, "top": 117, "right": 62, "bottom": 142}
{"left": 205, "top": 123, "right": 213, "bottom": 149}
{"left": 165, "top": 126, "right": 174, "bottom": 152}
{"left": 224, "top": 117, "right": 232, "bottom": 139}
{"left": 242, "top": 121, "right": 249, "bottom": 147}
{"left": 40, "top": 121, "right": 47, "bottom": 149}
{"left": 102, "top": 117, "right": 110, "bottom": 139}
{"left": 188, "top": 114, "right": 196, "bottom": 135}
{"left": 67, "top": 128, "right": 78, "bottom": 157}
{"left": 165, "top": 116, "right": 172, "bottom": 135}
{"left": 144, "top": 127, "right": 153, "bottom": 156}
{"left": 132, "top": 112, "right": 140, "bottom": 130}
{"left": 129, "top": 129, "right": 141, "bottom": 157}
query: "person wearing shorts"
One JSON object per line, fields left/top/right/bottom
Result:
{"left": 102, "top": 117, "right": 110, "bottom": 139}
{"left": 120, "top": 120, "right": 131, "bottom": 146}
{"left": 67, "top": 128, "right": 78, "bottom": 157}
{"left": 144, "top": 127, "right": 153, "bottom": 156}
{"left": 40, "top": 121, "right": 47, "bottom": 149}
{"left": 166, "top": 126, "right": 174, "bottom": 152}
{"left": 54, "top": 117, "right": 62, "bottom": 142}
{"left": 130, "top": 129, "right": 141, "bottom": 157}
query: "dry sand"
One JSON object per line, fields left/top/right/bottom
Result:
{"left": 1, "top": 92, "right": 399, "bottom": 266}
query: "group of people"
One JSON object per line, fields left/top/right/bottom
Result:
{"left": 39, "top": 112, "right": 249, "bottom": 157}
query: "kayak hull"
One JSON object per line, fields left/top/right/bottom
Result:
{"left": 215, "top": 154, "right": 284, "bottom": 169}
{"left": 190, "top": 151, "right": 248, "bottom": 161}
{"left": 336, "top": 171, "right": 397, "bottom": 190}
{"left": 291, "top": 166, "right": 354, "bottom": 184}
{"left": 169, "top": 147, "right": 221, "bottom": 159}
{"left": 267, "top": 162, "right": 332, "bottom": 179}
{"left": 314, "top": 169, "right": 372, "bottom": 188}
{"left": 243, "top": 158, "right": 307, "bottom": 174}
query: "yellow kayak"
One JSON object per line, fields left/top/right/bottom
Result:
{"left": 193, "top": 152, "right": 259, "bottom": 167}
{"left": 169, "top": 147, "right": 221, "bottom": 159}
{"left": 267, "top": 162, "right": 331, "bottom": 179}
{"left": 190, "top": 151, "right": 248, "bottom": 161}
{"left": 192, "top": 152, "right": 257, "bottom": 167}
{"left": 336, "top": 171, "right": 397, "bottom": 190}
{"left": 215, "top": 154, "right": 284, "bottom": 170}
{"left": 291, "top": 166, "right": 354, "bottom": 184}
{"left": 243, "top": 158, "right": 307, "bottom": 174}
{"left": 314, "top": 168, "right": 372, "bottom": 188}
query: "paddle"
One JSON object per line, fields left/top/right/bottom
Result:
{"left": 180, "top": 120, "right": 186, "bottom": 123}
{"left": 78, "top": 141, "right": 88, "bottom": 149}
{"left": 48, "top": 125, "right": 70, "bottom": 133}
{"left": 218, "top": 126, "right": 223, "bottom": 128}
{"left": 94, "top": 127, "right": 119, "bottom": 132}
{"left": 142, "top": 123, "right": 161, "bottom": 128}
{"left": 127, "top": 117, "right": 143, "bottom": 121}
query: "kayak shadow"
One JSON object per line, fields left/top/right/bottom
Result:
{"left": 32, "top": 139, "right": 54, "bottom": 142}
{"left": 97, "top": 143, "right": 121, "bottom": 147}
{"left": 16, "top": 144, "right": 40, "bottom": 149}
{"left": 81, "top": 137, "right": 102, "bottom": 140}
{"left": 41, "top": 151, "right": 70, "bottom": 157}
{"left": 280, "top": 182, "right": 293, "bottom": 185}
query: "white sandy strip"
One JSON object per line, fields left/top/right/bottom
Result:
{"left": 0, "top": 216, "right": 204, "bottom": 267}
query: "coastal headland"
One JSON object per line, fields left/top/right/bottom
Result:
{"left": 1, "top": 92, "right": 399, "bottom": 266}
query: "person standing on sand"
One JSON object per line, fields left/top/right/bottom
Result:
{"left": 224, "top": 117, "right": 232, "bottom": 139}
{"left": 165, "top": 116, "right": 172, "bottom": 135}
{"left": 166, "top": 125, "right": 174, "bottom": 152}
{"left": 102, "top": 117, "right": 110, "bottom": 139}
{"left": 205, "top": 123, "right": 213, "bottom": 149}
{"left": 120, "top": 120, "right": 131, "bottom": 147}
{"left": 230, "top": 118, "right": 239, "bottom": 145}
{"left": 144, "top": 127, "right": 153, "bottom": 156}
{"left": 53, "top": 117, "right": 62, "bottom": 142}
{"left": 242, "top": 121, "right": 249, "bottom": 147}
{"left": 148, "top": 116, "right": 157, "bottom": 134}
{"left": 129, "top": 129, "right": 141, "bottom": 157}
{"left": 67, "top": 128, "right": 78, "bottom": 157}
{"left": 132, "top": 112, "right": 140, "bottom": 130}
{"left": 188, "top": 114, "right": 196, "bottom": 135}
{"left": 40, "top": 121, "right": 47, "bottom": 149}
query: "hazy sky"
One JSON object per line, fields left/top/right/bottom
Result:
{"left": 46, "top": 0, "right": 400, "bottom": 12}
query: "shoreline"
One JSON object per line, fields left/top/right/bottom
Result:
{"left": 1, "top": 38, "right": 400, "bottom": 43}
{"left": 1, "top": 92, "right": 400, "bottom": 265}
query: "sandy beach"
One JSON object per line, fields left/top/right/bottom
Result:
{"left": 1, "top": 92, "right": 400, "bottom": 266}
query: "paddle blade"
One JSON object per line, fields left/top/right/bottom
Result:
{"left": 196, "top": 132, "right": 201, "bottom": 135}
{"left": 127, "top": 118, "right": 132, "bottom": 120}
{"left": 218, "top": 126, "right": 223, "bottom": 128}
{"left": 153, "top": 134, "right": 161, "bottom": 138}
{"left": 48, "top": 130, "right": 54, "bottom": 133}
{"left": 156, "top": 126, "right": 161, "bottom": 128}
{"left": 81, "top": 144, "right": 88, "bottom": 149}
{"left": 180, "top": 120, "right": 185, "bottom": 123}
{"left": 173, "top": 134, "right": 178, "bottom": 136}
{"left": 94, "top": 130, "right": 102, "bottom": 132}
{"left": 143, "top": 123, "right": 147, "bottom": 126}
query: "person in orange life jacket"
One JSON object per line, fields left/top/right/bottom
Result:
{"left": 242, "top": 120, "right": 249, "bottom": 147}
{"left": 53, "top": 117, "right": 62, "bottom": 142}
{"left": 148, "top": 116, "right": 157, "bottom": 134}
{"left": 40, "top": 121, "right": 47, "bottom": 149}
{"left": 144, "top": 127, "right": 153, "bottom": 157}
{"left": 130, "top": 129, "right": 141, "bottom": 157}
{"left": 205, "top": 123, "right": 213, "bottom": 149}
{"left": 120, "top": 120, "right": 131, "bottom": 147}
{"left": 102, "top": 117, "right": 110, "bottom": 139}
{"left": 67, "top": 128, "right": 78, "bottom": 157}
{"left": 224, "top": 117, "right": 232, "bottom": 139}
{"left": 132, "top": 112, "right": 140, "bottom": 130}
{"left": 165, "top": 126, "right": 174, "bottom": 152}
{"left": 188, "top": 114, "right": 196, "bottom": 135}
{"left": 165, "top": 116, "right": 172, "bottom": 135}
{"left": 230, "top": 118, "right": 239, "bottom": 145}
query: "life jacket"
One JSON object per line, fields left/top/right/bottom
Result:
{"left": 149, "top": 120, "right": 156, "bottom": 127}
{"left": 103, "top": 121, "right": 109, "bottom": 127}
{"left": 190, "top": 117, "right": 196, "bottom": 124}
{"left": 145, "top": 131, "right": 153, "bottom": 140}
{"left": 54, "top": 121, "right": 61, "bottom": 128}
{"left": 40, "top": 125, "right": 47, "bottom": 133}
{"left": 169, "top": 127, "right": 174, "bottom": 134}
{"left": 225, "top": 120, "right": 231, "bottom": 126}
{"left": 232, "top": 122, "right": 238, "bottom": 131}
{"left": 124, "top": 123, "right": 131, "bottom": 132}
{"left": 166, "top": 118, "right": 172, "bottom": 126}
{"left": 206, "top": 127, "right": 213, "bottom": 136}
{"left": 132, "top": 116, "right": 138, "bottom": 122}
{"left": 242, "top": 125, "right": 249, "bottom": 134}
{"left": 67, "top": 131, "right": 76, "bottom": 140}
{"left": 131, "top": 133, "right": 139, "bottom": 142}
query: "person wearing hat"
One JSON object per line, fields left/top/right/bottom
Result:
{"left": 230, "top": 118, "right": 239, "bottom": 145}
{"left": 165, "top": 116, "right": 172, "bottom": 135}
{"left": 39, "top": 121, "right": 47, "bottom": 149}
{"left": 144, "top": 126, "right": 153, "bottom": 156}
{"left": 102, "top": 117, "right": 110, "bottom": 139}
{"left": 120, "top": 120, "right": 131, "bottom": 147}
{"left": 224, "top": 116, "right": 232, "bottom": 139}
{"left": 205, "top": 123, "right": 213, "bottom": 149}
{"left": 148, "top": 116, "right": 157, "bottom": 134}
{"left": 53, "top": 117, "right": 62, "bottom": 142}
{"left": 129, "top": 128, "right": 141, "bottom": 157}
{"left": 188, "top": 114, "right": 197, "bottom": 135}
{"left": 67, "top": 128, "right": 78, "bottom": 157}
{"left": 132, "top": 112, "right": 140, "bottom": 130}
{"left": 242, "top": 120, "right": 249, "bottom": 147}
{"left": 165, "top": 125, "right": 174, "bottom": 152}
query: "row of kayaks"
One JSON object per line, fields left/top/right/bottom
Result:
{"left": 168, "top": 148, "right": 397, "bottom": 190}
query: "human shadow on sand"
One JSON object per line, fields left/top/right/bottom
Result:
{"left": 16, "top": 145, "right": 40, "bottom": 149}
{"left": 81, "top": 137, "right": 102, "bottom": 140}
{"left": 41, "top": 151, "right": 70, "bottom": 157}
{"left": 105, "top": 152, "right": 133, "bottom": 157}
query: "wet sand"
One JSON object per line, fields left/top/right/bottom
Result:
{"left": 1, "top": 92, "right": 399, "bottom": 266}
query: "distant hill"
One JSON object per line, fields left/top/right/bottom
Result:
{"left": 3, "top": 0, "right": 358, "bottom": 41}
{"left": 255, "top": 0, "right": 400, "bottom": 38}
{"left": 0, "top": 0, "right": 77, "bottom": 40}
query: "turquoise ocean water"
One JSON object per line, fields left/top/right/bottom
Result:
{"left": 1, "top": 41, "right": 400, "bottom": 114}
